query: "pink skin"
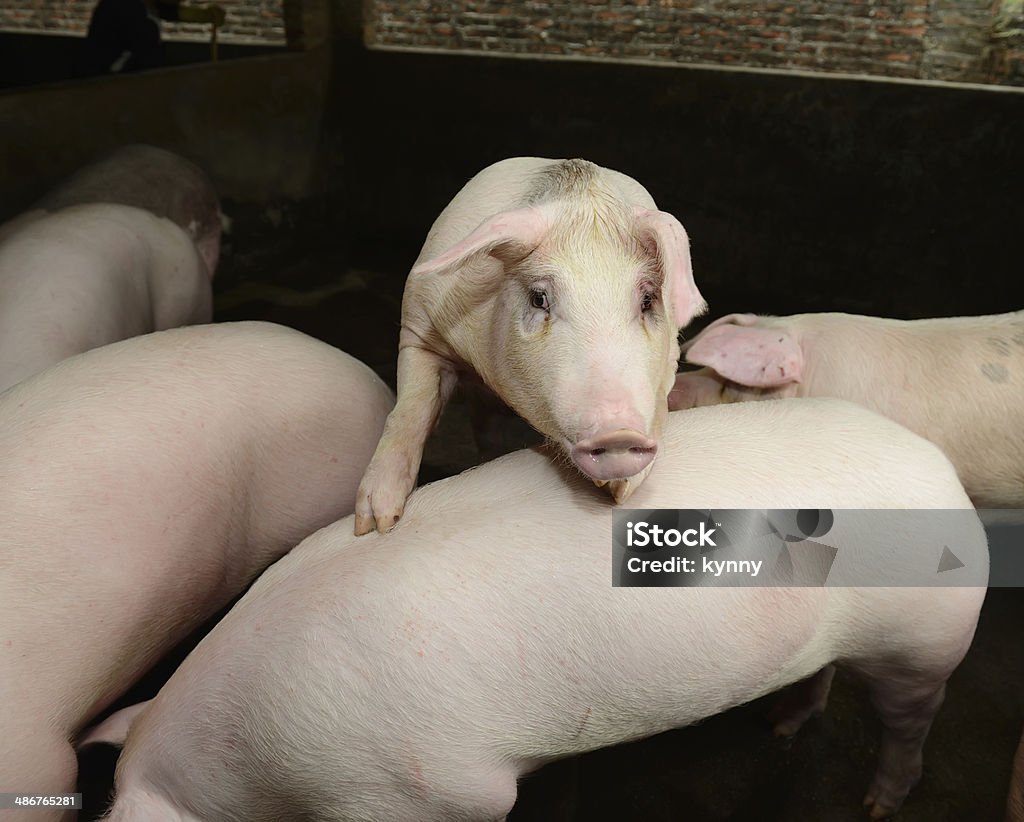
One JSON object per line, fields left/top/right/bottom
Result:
{"left": 354, "top": 157, "right": 706, "bottom": 535}
{"left": 571, "top": 428, "right": 657, "bottom": 481}
{"left": 35, "top": 144, "right": 223, "bottom": 277}
{"left": 101, "top": 400, "right": 987, "bottom": 822}
{"left": 671, "top": 310, "right": 1024, "bottom": 508}
{"left": 0, "top": 147, "right": 223, "bottom": 396}
{"left": 0, "top": 322, "right": 393, "bottom": 822}
{"left": 0, "top": 203, "right": 213, "bottom": 395}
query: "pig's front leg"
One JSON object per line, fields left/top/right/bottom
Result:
{"left": 355, "top": 346, "right": 458, "bottom": 535}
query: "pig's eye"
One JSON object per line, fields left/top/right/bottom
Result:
{"left": 640, "top": 291, "right": 655, "bottom": 313}
{"left": 530, "top": 289, "right": 550, "bottom": 311}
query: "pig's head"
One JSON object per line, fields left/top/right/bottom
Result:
{"left": 671, "top": 313, "right": 806, "bottom": 409}
{"left": 412, "top": 199, "right": 706, "bottom": 502}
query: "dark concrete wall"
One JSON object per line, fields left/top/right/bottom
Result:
{"left": 0, "top": 31, "right": 284, "bottom": 90}
{"left": 1, "top": 51, "right": 333, "bottom": 206}
{"left": 341, "top": 48, "right": 1024, "bottom": 322}
{"left": 2, "top": 35, "right": 1021, "bottom": 322}
{"left": 0, "top": 41, "right": 340, "bottom": 286}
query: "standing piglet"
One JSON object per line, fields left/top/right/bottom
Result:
{"left": 0, "top": 145, "right": 221, "bottom": 394}
{"left": 105, "top": 400, "right": 987, "bottom": 822}
{"left": 355, "top": 156, "right": 706, "bottom": 534}
{"left": 671, "top": 311, "right": 1024, "bottom": 507}
{"left": 0, "top": 322, "right": 393, "bottom": 821}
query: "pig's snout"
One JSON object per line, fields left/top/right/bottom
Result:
{"left": 571, "top": 430, "right": 657, "bottom": 481}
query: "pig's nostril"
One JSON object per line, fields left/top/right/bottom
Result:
{"left": 572, "top": 431, "right": 657, "bottom": 481}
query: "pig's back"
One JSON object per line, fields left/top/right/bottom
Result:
{"left": 0, "top": 204, "right": 209, "bottom": 392}
{"left": 0, "top": 322, "right": 393, "bottom": 737}
{"left": 798, "top": 311, "right": 1024, "bottom": 507}
{"left": 910, "top": 312, "right": 1024, "bottom": 507}
{"left": 116, "top": 399, "right": 985, "bottom": 818}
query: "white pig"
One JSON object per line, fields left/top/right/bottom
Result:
{"left": 104, "top": 400, "right": 987, "bottom": 822}
{"left": 33, "top": 144, "right": 223, "bottom": 277}
{"left": 671, "top": 311, "right": 1024, "bottom": 508}
{"left": 0, "top": 321, "right": 394, "bottom": 821}
{"left": 0, "top": 145, "right": 222, "bottom": 394}
{"left": 354, "top": 156, "right": 706, "bottom": 534}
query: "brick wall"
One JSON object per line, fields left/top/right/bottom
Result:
{"left": 0, "top": 0, "right": 285, "bottom": 44}
{"left": 368, "top": 0, "right": 1024, "bottom": 86}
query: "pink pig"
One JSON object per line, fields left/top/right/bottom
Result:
{"left": 0, "top": 145, "right": 221, "bottom": 395}
{"left": 0, "top": 322, "right": 393, "bottom": 821}
{"left": 671, "top": 311, "right": 1024, "bottom": 508}
{"left": 103, "top": 399, "right": 987, "bottom": 822}
{"left": 354, "top": 156, "right": 706, "bottom": 534}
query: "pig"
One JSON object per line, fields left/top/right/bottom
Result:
{"left": 0, "top": 145, "right": 222, "bottom": 395}
{"left": 103, "top": 399, "right": 987, "bottom": 822}
{"left": 32, "top": 144, "right": 223, "bottom": 276}
{"left": 671, "top": 311, "right": 1024, "bottom": 508}
{"left": 0, "top": 321, "right": 394, "bottom": 821}
{"left": 354, "top": 156, "right": 706, "bottom": 535}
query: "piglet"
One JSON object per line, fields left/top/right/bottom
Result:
{"left": 105, "top": 399, "right": 987, "bottom": 821}
{"left": 0, "top": 145, "right": 221, "bottom": 394}
{"left": 672, "top": 311, "right": 1024, "bottom": 508}
{"left": 0, "top": 322, "right": 394, "bottom": 820}
{"left": 355, "top": 156, "right": 706, "bottom": 534}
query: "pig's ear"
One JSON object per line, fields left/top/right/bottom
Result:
{"left": 74, "top": 699, "right": 152, "bottom": 751}
{"left": 634, "top": 208, "right": 707, "bottom": 328}
{"left": 412, "top": 206, "right": 552, "bottom": 277}
{"left": 683, "top": 319, "right": 803, "bottom": 387}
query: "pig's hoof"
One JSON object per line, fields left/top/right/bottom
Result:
{"left": 354, "top": 457, "right": 415, "bottom": 536}
{"left": 766, "top": 693, "right": 824, "bottom": 737}
{"left": 593, "top": 479, "right": 608, "bottom": 488}
{"left": 354, "top": 495, "right": 405, "bottom": 536}
{"left": 771, "top": 718, "right": 805, "bottom": 738}
{"left": 354, "top": 512, "right": 376, "bottom": 536}
{"left": 862, "top": 786, "right": 903, "bottom": 820}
